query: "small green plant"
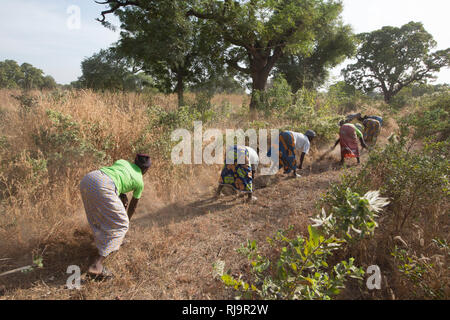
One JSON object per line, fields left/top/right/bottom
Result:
{"left": 314, "top": 189, "right": 389, "bottom": 241}
{"left": 214, "top": 226, "right": 364, "bottom": 300}
{"left": 12, "top": 92, "right": 38, "bottom": 117}
{"left": 391, "top": 246, "right": 445, "bottom": 299}
{"left": 192, "top": 92, "right": 214, "bottom": 114}
{"left": 0, "top": 135, "right": 9, "bottom": 150}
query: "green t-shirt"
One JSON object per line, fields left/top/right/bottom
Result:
{"left": 347, "top": 123, "right": 363, "bottom": 139}
{"left": 100, "top": 160, "right": 144, "bottom": 199}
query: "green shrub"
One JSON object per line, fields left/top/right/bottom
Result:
{"left": 280, "top": 92, "right": 341, "bottom": 144}
{"left": 12, "top": 92, "right": 38, "bottom": 117}
{"left": 400, "top": 91, "right": 450, "bottom": 142}
{"left": 33, "top": 110, "right": 108, "bottom": 176}
{"left": 313, "top": 189, "right": 389, "bottom": 241}
{"left": 391, "top": 245, "right": 447, "bottom": 299}
{"left": 214, "top": 226, "right": 364, "bottom": 300}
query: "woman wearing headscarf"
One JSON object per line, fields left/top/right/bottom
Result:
{"left": 359, "top": 116, "right": 382, "bottom": 148}
{"left": 79, "top": 154, "right": 151, "bottom": 279}
{"left": 216, "top": 145, "right": 256, "bottom": 202}
{"left": 333, "top": 121, "right": 368, "bottom": 164}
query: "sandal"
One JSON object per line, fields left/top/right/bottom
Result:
{"left": 86, "top": 266, "right": 114, "bottom": 281}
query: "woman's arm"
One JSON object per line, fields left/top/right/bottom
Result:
{"left": 333, "top": 139, "right": 340, "bottom": 149}
{"left": 119, "top": 193, "right": 128, "bottom": 209}
{"left": 299, "top": 152, "right": 306, "bottom": 170}
{"left": 359, "top": 137, "right": 368, "bottom": 149}
{"left": 127, "top": 197, "right": 140, "bottom": 221}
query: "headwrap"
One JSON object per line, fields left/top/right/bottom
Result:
{"left": 135, "top": 154, "right": 151, "bottom": 170}
{"left": 304, "top": 130, "right": 316, "bottom": 138}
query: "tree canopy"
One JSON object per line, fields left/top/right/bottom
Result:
{"left": 343, "top": 21, "right": 450, "bottom": 103}
{"left": 111, "top": 1, "right": 226, "bottom": 106}
{"left": 74, "top": 48, "right": 154, "bottom": 91}
{"left": 0, "top": 59, "right": 57, "bottom": 90}
{"left": 274, "top": 22, "right": 355, "bottom": 92}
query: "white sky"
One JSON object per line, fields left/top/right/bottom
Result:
{"left": 0, "top": 0, "right": 449, "bottom": 85}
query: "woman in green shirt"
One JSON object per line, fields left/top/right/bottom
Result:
{"left": 79, "top": 154, "right": 151, "bottom": 279}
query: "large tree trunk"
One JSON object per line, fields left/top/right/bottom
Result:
{"left": 249, "top": 69, "right": 270, "bottom": 111}
{"left": 384, "top": 91, "right": 393, "bottom": 104}
{"left": 175, "top": 72, "right": 184, "bottom": 108}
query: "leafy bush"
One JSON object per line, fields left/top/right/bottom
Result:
{"left": 392, "top": 244, "right": 447, "bottom": 299}
{"left": 249, "top": 76, "right": 294, "bottom": 115}
{"left": 313, "top": 190, "right": 389, "bottom": 241}
{"left": 266, "top": 76, "right": 293, "bottom": 112}
{"left": 33, "top": 110, "right": 109, "bottom": 176}
{"left": 400, "top": 91, "right": 450, "bottom": 142}
{"left": 327, "top": 81, "right": 365, "bottom": 114}
{"left": 214, "top": 226, "right": 364, "bottom": 300}
{"left": 12, "top": 92, "right": 38, "bottom": 117}
{"left": 213, "top": 187, "right": 390, "bottom": 300}
{"left": 280, "top": 91, "right": 341, "bottom": 144}
{"left": 322, "top": 133, "right": 449, "bottom": 232}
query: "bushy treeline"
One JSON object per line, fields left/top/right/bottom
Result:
{"left": 0, "top": 59, "right": 57, "bottom": 90}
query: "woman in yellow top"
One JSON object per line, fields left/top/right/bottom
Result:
{"left": 79, "top": 154, "right": 151, "bottom": 279}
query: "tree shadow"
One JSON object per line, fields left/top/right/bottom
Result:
{"left": 303, "top": 159, "right": 344, "bottom": 176}
{"left": 0, "top": 228, "right": 97, "bottom": 295}
{"left": 133, "top": 196, "right": 236, "bottom": 228}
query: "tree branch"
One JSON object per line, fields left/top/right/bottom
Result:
{"left": 95, "top": 0, "right": 142, "bottom": 22}
{"left": 227, "top": 59, "right": 250, "bottom": 74}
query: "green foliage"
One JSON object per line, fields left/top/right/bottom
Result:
{"left": 214, "top": 226, "right": 364, "bottom": 300}
{"left": 379, "top": 141, "right": 448, "bottom": 230}
{"left": 33, "top": 110, "right": 109, "bottom": 175}
{"left": 214, "top": 173, "right": 389, "bottom": 300}
{"left": 343, "top": 21, "right": 450, "bottom": 103}
{"left": 0, "top": 59, "right": 57, "bottom": 90}
{"left": 314, "top": 189, "right": 389, "bottom": 241}
{"left": 110, "top": 1, "right": 226, "bottom": 106}
{"left": 11, "top": 92, "right": 38, "bottom": 117}
{"left": 75, "top": 48, "right": 153, "bottom": 92}
{"left": 276, "top": 89, "right": 341, "bottom": 144}
{"left": 327, "top": 81, "right": 366, "bottom": 114}
{"left": 191, "top": 91, "right": 217, "bottom": 122}
{"left": 266, "top": 76, "right": 293, "bottom": 112}
{"left": 400, "top": 91, "right": 450, "bottom": 141}
{"left": 251, "top": 76, "right": 293, "bottom": 114}
{"left": 137, "top": 105, "right": 207, "bottom": 160}
{"left": 191, "top": 74, "right": 245, "bottom": 95}
{"left": 391, "top": 246, "right": 446, "bottom": 299}
{"left": 0, "top": 135, "right": 9, "bottom": 150}
{"left": 323, "top": 129, "right": 449, "bottom": 232}
{"left": 187, "top": 0, "right": 349, "bottom": 109}
{"left": 275, "top": 24, "right": 355, "bottom": 91}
